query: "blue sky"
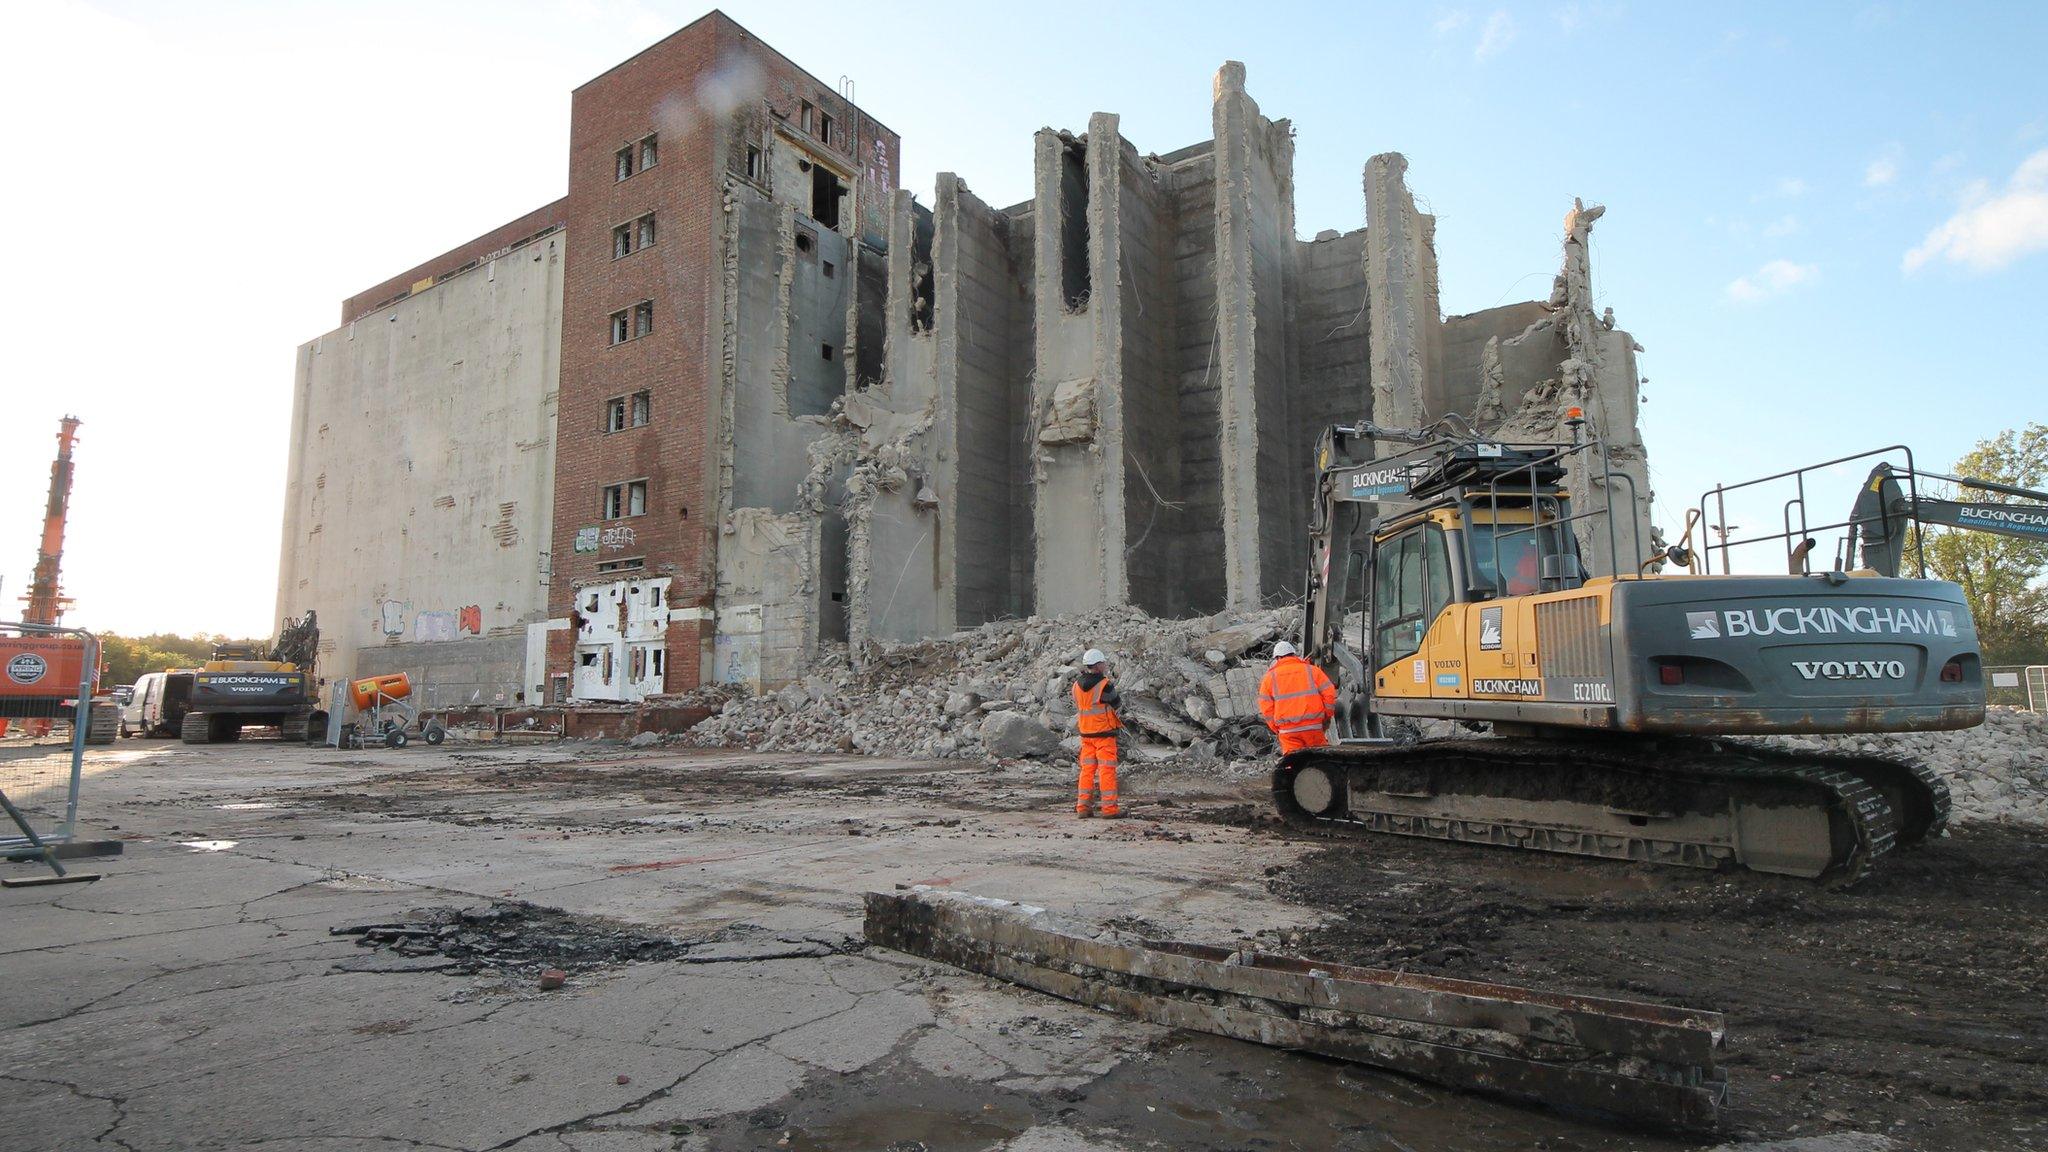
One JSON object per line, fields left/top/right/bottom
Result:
{"left": 1, "top": 0, "right": 2041, "bottom": 634}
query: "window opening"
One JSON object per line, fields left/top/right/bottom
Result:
{"left": 745, "top": 145, "right": 763, "bottom": 180}
{"left": 633, "top": 301, "right": 654, "bottom": 338}
{"left": 609, "top": 310, "right": 630, "bottom": 345}
{"left": 629, "top": 391, "right": 650, "bottom": 427}
{"left": 639, "top": 135, "right": 657, "bottom": 170}
{"left": 810, "top": 165, "right": 844, "bottom": 229}
{"left": 818, "top": 113, "right": 833, "bottom": 145}
{"left": 821, "top": 343, "right": 834, "bottom": 361}
{"left": 800, "top": 101, "right": 814, "bottom": 132}
{"left": 1059, "top": 144, "right": 1091, "bottom": 308}
{"left": 795, "top": 230, "right": 815, "bottom": 254}
{"left": 637, "top": 215, "right": 656, "bottom": 249}
{"left": 605, "top": 396, "right": 628, "bottom": 432}
{"left": 602, "top": 480, "right": 648, "bottom": 519}
{"left": 821, "top": 260, "right": 835, "bottom": 278}
{"left": 597, "top": 557, "right": 645, "bottom": 574}
{"left": 615, "top": 146, "right": 633, "bottom": 182}
{"left": 613, "top": 224, "right": 632, "bottom": 259}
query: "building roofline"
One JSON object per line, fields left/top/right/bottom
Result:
{"left": 573, "top": 9, "right": 898, "bottom": 142}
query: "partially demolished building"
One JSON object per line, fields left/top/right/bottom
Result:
{"left": 277, "top": 11, "right": 1654, "bottom": 707}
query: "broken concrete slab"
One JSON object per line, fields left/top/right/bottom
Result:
{"left": 980, "top": 711, "right": 1062, "bottom": 759}
{"left": 864, "top": 887, "right": 1726, "bottom": 1131}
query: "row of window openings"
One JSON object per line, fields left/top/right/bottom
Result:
{"left": 578, "top": 645, "right": 664, "bottom": 681}
{"left": 612, "top": 214, "right": 656, "bottom": 259}
{"left": 615, "top": 135, "right": 657, "bottom": 182}
{"left": 609, "top": 301, "right": 654, "bottom": 345}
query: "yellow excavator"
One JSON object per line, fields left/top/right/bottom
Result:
{"left": 1276, "top": 415, "right": 1983, "bottom": 884}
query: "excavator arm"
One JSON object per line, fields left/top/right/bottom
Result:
{"left": 1849, "top": 463, "right": 2048, "bottom": 577}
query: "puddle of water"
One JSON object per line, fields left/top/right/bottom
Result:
{"left": 179, "top": 840, "right": 238, "bottom": 852}
{"left": 216, "top": 802, "right": 278, "bottom": 810}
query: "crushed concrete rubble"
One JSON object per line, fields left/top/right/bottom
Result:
{"left": 1753, "top": 706, "right": 2048, "bottom": 829}
{"left": 685, "top": 605, "right": 1295, "bottom": 769}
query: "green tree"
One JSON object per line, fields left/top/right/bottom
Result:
{"left": 1924, "top": 423, "right": 2048, "bottom": 666}
{"left": 95, "top": 632, "right": 268, "bottom": 686}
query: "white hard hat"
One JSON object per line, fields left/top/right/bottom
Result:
{"left": 1081, "top": 648, "right": 1107, "bottom": 666}
{"left": 1273, "top": 641, "right": 1298, "bottom": 659}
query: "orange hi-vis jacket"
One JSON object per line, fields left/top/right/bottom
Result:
{"left": 1073, "top": 679, "right": 1120, "bottom": 735}
{"left": 1258, "top": 655, "right": 1336, "bottom": 744}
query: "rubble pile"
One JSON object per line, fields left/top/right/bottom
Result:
{"left": 681, "top": 609, "right": 2045, "bottom": 829}
{"left": 1760, "top": 706, "right": 2048, "bottom": 829}
{"left": 684, "top": 605, "right": 1302, "bottom": 769}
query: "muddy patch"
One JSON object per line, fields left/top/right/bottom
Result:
{"left": 678, "top": 1033, "right": 1694, "bottom": 1151}
{"left": 1267, "top": 826, "right": 2048, "bottom": 1149}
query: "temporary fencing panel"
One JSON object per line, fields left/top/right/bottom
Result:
{"left": 1, "top": 624, "right": 96, "bottom": 855}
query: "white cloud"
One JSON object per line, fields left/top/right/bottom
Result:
{"left": 1434, "top": 10, "right": 1471, "bottom": 35}
{"left": 1904, "top": 148, "right": 2048, "bottom": 273}
{"left": 1864, "top": 157, "right": 1898, "bottom": 187}
{"left": 1726, "top": 259, "right": 1819, "bottom": 303}
{"left": 1475, "top": 9, "right": 1517, "bottom": 60}
{"left": 1776, "top": 176, "right": 1808, "bottom": 197}
{"left": 1763, "top": 214, "right": 1801, "bottom": 238}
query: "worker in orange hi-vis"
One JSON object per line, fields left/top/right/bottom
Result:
{"left": 1071, "top": 648, "right": 1122, "bottom": 818}
{"left": 1258, "top": 641, "right": 1338, "bottom": 754}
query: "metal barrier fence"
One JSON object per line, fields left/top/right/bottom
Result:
{"left": 1, "top": 623, "right": 99, "bottom": 883}
{"left": 1986, "top": 665, "right": 2048, "bottom": 711}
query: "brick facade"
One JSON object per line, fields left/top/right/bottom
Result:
{"left": 545, "top": 12, "right": 898, "bottom": 694}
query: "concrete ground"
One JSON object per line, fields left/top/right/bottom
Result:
{"left": 2, "top": 738, "right": 1885, "bottom": 1151}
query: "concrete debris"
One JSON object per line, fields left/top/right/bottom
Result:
{"left": 865, "top": 887, "right": 1726, "bottom": 1130}
{"left": 1752, "top": 707, "right": 2048, "bottom": 829}
{"left": 686, "top": 604, "right": 1296, "bottom": 769}
{"left": 1037, "top": 377, "right": 1098, "bottom": 446}
{"left": 979, "top": 711, "right": 1061, "bottom": 759}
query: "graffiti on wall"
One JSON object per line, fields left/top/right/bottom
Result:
{"left": 374, "top": 599, "right": 486, "bottom": 643}
{"left": 601, "top": 525, "right": 636, "bottom": 552}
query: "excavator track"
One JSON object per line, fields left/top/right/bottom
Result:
{"left": 1273, "top": 738, "right": 1949, "bottom": 887}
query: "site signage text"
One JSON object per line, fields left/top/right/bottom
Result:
{"left": 1685, "top": 604, "right": 1957, "bottom": 641}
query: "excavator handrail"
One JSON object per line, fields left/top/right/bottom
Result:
{"left": 1696, "top": 444, "right": 1925, "bottom": 577}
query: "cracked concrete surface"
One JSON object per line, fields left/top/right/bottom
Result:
{"left": 5, "top": 739, "right": 1771, "bottom": 1150}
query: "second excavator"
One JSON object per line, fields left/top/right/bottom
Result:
{"left": 1276, "top": 414, "right": 1983, "bottom": 884}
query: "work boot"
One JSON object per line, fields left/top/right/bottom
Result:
{"left": 1075, "top": 808, "right": 1095, "bottom": 819}
{"left": 1098, "top": 808, "right": 1123, "bottom": 819}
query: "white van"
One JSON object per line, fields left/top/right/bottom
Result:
{"left": 122, "top": 672, "right": 173, "bottom": 738}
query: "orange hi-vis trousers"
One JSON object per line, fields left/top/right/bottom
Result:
{"left": 1276, "top": 727, "right": 1329, "bottom": 755}
{"left": 1078, "top": 735, "right": 1120, "bottom": 815}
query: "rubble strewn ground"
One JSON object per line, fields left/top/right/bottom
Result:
{"left": 685, "top": 604, "right": 2048, "bottom": 830}
{"left": 6, "top": 734, "right": 2046, "bottom": 1149}
{"left": 1756, "top": 705, "right": 2048, "bottom": 827}
{"left": 684, "top": 605, "right": 1297, "bottom": 768}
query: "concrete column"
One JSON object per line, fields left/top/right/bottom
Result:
{"left": 1211, "top": 62, "right": 1265, "bottom": 611}
{"left": 1364, "top": 153, "right": 1438, "bottom": 435}
{"left": 1030, "top": 121, "right": 1127, "bottom": 615}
